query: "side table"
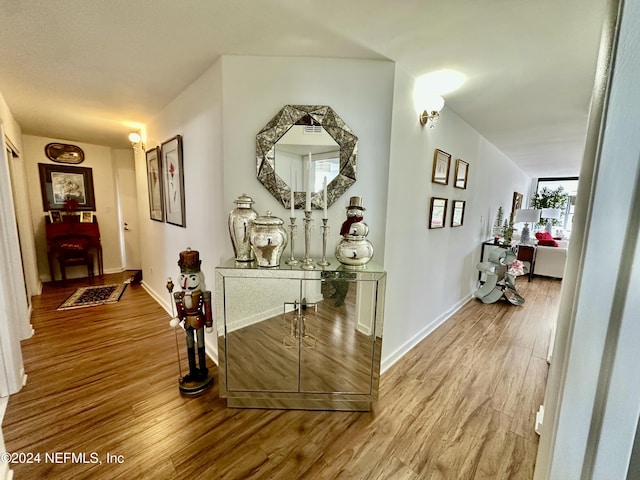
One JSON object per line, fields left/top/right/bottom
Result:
{"left": 515, "top": 245, "right": 536, "bottom": 282}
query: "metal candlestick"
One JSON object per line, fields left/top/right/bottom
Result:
{"left": 286, "top": 217, "right": 299, "bottom": 265}
{"left": 317, "top": 218, "right": 330, "bottom": 266}
{"left": 301, "top": 210, "right": 315, "bottom": 270}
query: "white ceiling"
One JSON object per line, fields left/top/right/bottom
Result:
{"left": 0, "top": 0, "right": 607, "bottom": 178}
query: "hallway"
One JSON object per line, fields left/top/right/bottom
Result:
{"left": 3, "top": 274, "right": 560, "bottom": 479}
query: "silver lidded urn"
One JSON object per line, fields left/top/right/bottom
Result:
{"left": 249, "top": 211, "right": 288, "bottom": 267}
{"left": 335, "top": 196, "right": 374, "bottom": 267}
{"left": 228, "top": 194, "right": 258, "bottom": 262}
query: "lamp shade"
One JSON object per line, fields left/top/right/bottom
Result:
{"left": 541, "top": 208, "right": 562, "bottom": 219}
{"left": 515, "top": 208, "right": 541, "bottom": 224}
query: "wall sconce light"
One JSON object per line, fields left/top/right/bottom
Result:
{"left": 128, "top": 132, "right": 145, "bottom": 150}
{"left": 418, "top": 95, "right": 445, "bottom": 128}
{"left": 414, "top": 69, "right": 465, "bottom": 129}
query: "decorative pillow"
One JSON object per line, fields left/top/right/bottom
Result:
{"left": 535, "top": 231, "right": 558, "bottom": 247}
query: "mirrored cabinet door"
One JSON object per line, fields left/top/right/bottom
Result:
{"left": 224, "top": 276, "right": 300, "bottom": 392}
{"left": 299, "top": 277, "right": 378, "bottom": 394}
{"left": 216, "top": 262, "right": 386, "bottom": 411}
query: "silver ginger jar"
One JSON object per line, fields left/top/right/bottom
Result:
{"left": 228, "top": 194, "right": 258, "bottom": 262}
{"left": 249, "top": 211, "right": 288, "bottom": 267}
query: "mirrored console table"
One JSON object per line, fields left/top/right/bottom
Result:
{"left": 215, "top": 259, "right": 386, "bottom": 411}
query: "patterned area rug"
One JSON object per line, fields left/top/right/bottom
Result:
{"left": 58, "top": 284, "right": 127, "bottom": 310}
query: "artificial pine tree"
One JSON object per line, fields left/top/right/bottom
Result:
{"left": 492, "top": 207, "right": 504, "bottom": 237}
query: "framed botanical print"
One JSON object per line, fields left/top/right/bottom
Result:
{"left": 429, "top": 197, "right": 448, "bottom": 229}
{"left": 161, "top": 135, "right": 186, "bottom": 227}
{"left": 146, "top": 147, "right": 164, "bottom": 222}
{"left": 454, "top": 159, "right": 469, "bottom": 189}
{"left": 432, "top": 149, "right": 451, "bottom": 185}
{"left": 451, "top": 200, "right": 466, "bottom": 227}
{"left": 38, "top": 163, "right": 96, "bottom": 211}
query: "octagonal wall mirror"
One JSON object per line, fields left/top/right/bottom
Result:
{"left": 256, "top": 105, "right": 358, "bottom": 210}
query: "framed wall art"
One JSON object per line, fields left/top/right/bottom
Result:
{"left": 44, "top": 142, "right": 85, "bottom": 164}
{"left": 451, "top": 200, "right": 466, "bottom": 227}
{"left": 80, "top": 211, "right": 94, "bottom": 223}
{"left": 38, "top": 163, "right": 96, "bottom": 211}
{"left": 146, "top": 147, "right": 164, "bottom": 222}
{"left": 429, "top": 197, "right": 448, "bottom": 229}
{"left": 161, "top": 135, "right": 186, "bottom": 227}
{"left": 48, "top": 210, "right": 63, "bottom": 223}
{"left": 432, "top": 149, "right": 451, "bottom": 185}
{"left": 510, "top": 191, "right": 523, "bottom": 224}
{"left": 454, "top": 159, "right": 469, "bottom": 189}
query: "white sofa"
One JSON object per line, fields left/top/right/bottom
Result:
{"left": 534, "top": 240, "right": 569, "bottom": 278}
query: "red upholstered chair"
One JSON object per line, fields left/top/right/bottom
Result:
{"left": 56, "top": 235, "right": 94, "bottom": 282}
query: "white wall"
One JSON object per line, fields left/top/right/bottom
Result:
{"left": 22, "top": 135, "right": 130, "bottom": 281}
{"left": 139, "top": 59, "right": 226, "bottom": 331}
{"left": 139, "top": 56, "right": 395, "bottom": 360}
{"left": 220, "top": 55, "right": 395, "bottom": 260}
{"left": 381, "top": 67, "right": 531, "bottom": 369}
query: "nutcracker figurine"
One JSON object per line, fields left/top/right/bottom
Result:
{"left": 169, "top": 248, "right": 214, "bottom": 394}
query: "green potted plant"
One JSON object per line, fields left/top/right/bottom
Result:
{"left": 530, "top": 186, "right": 569, "bottom": 227}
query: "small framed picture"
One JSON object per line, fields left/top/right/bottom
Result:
{"left": 451, "top": 200, "right": 466, "bottom": 227}
{"left": 432, "top": 149, "right": 451, "bottom": 185}
{"left": 429, "top": 197, "right": 448, "bottom": 229}
{"left": 48, "top": 210, "right": 63, "bottom": 223}
{"left": 454, "top": 159, "right": 469, "bottom": 189}
{"left": 80, "top": 211, "right": 94, "bottom": 223}
{"left": 161, "top": 135, "right": 186, "bottom": 227}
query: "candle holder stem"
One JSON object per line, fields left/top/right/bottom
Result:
{"left": 317, "top": 218, "right": 330, "bottom": 266}
{"left": 301, "top": 210, "right": 315, "bottom": 270}
{"left": 286, "top": 217, "right": 299, "bottom": 265}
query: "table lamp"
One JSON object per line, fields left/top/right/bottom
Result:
{"left": 515, "top": 209, "right": 541, "bottom": 245}
{"left": 541, "top": 208, "right": 562, "bottom": 233}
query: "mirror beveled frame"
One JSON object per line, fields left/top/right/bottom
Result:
{"left": 256, "top": 105, "right": 358, "bottom": 210}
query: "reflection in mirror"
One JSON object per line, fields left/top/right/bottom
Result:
{"left": 257, "top": 105, "right": 358, "bottom": 210}
{"left": 222, "top": 275, "right": 375, "bottom": 395}
{"left": 274, "top": 125, "right": 341, "bottom": 193}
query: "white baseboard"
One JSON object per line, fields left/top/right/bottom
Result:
{"left": 140, "top": 281, "right": 172, "bottom": 316}
{"left": 380, "top": 293, "right": 473, "bottom": 374}
{"left": 535, "top": 404, "right": 544, "bottom": 435}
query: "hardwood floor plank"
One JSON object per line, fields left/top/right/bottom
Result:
{"left": 2, "top": 273, "right": 561, "bottom": 479}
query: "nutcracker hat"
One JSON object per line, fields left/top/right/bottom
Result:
{"left": 178, "top": 248, "right": 201, "bottom": 273}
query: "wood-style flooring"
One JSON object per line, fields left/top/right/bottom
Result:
{"left": 2, "top": 272, "right": 561, "bottom": 479}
